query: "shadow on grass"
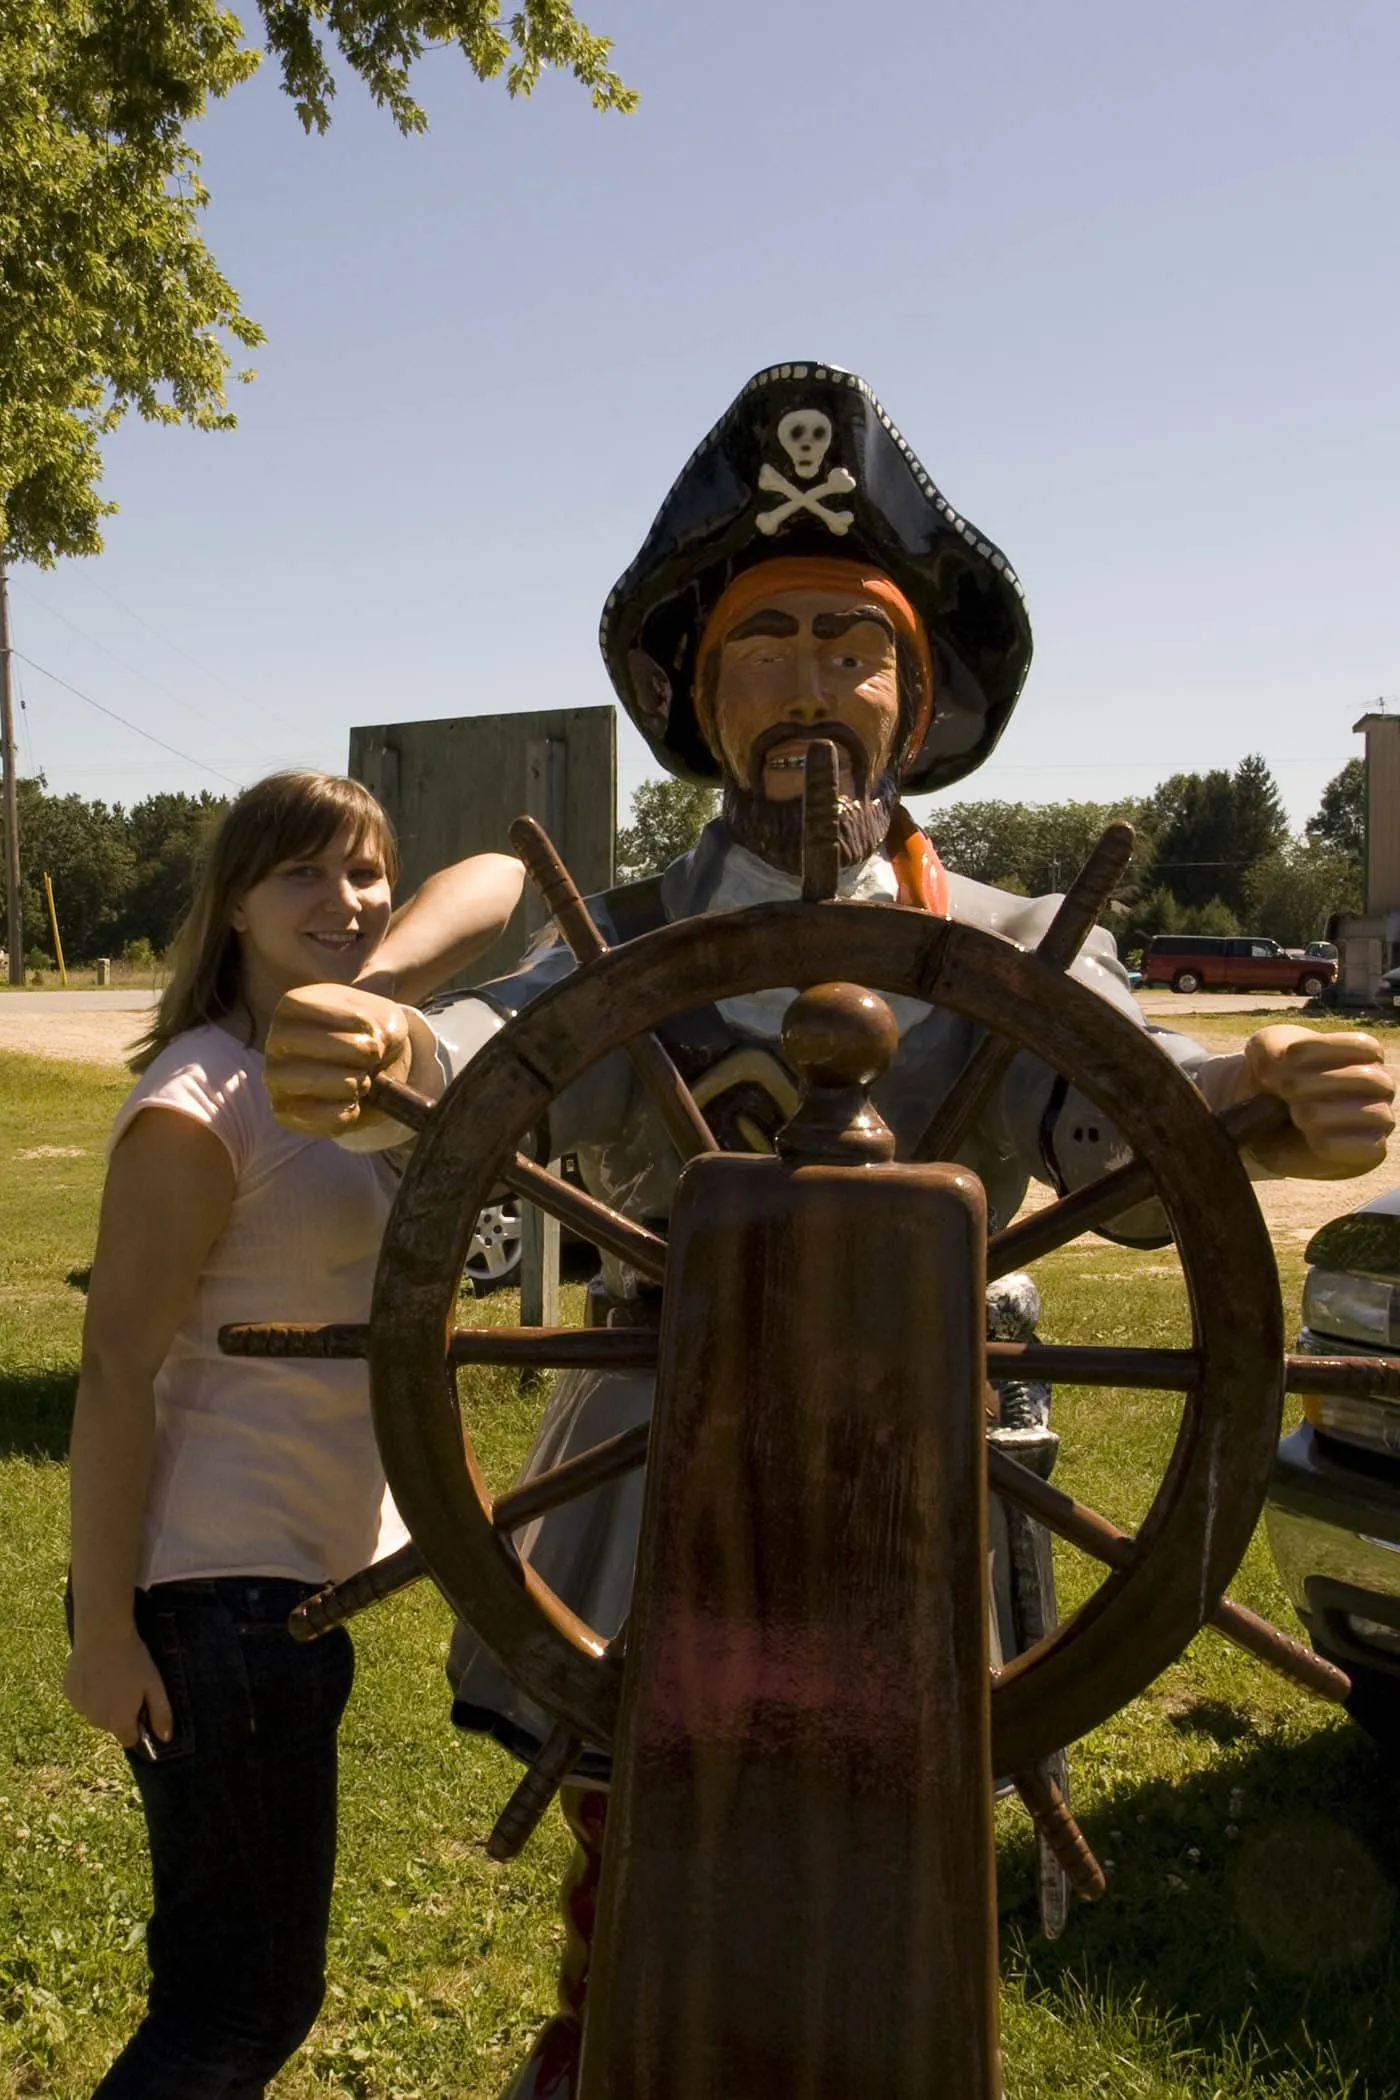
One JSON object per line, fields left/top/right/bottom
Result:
{"left": 1002, "top": 1710, "right": 1400, "bottom": 2093}
{"left": 0, "top": 1369, "right": 76, "bottom": 1460}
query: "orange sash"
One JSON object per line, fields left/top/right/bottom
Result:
{"left": 886, "top": 803, "right": 949, "bottom": 916}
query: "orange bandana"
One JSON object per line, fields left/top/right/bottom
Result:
{"left": 696, "top": 556, "right": 935, "bottom": 753}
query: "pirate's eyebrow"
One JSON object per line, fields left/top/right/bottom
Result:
{"left": 724, "top": 609, "right": 801, "bottom": 643}
{"left": 812, "top": 607, "right": 896, "bottom": 641}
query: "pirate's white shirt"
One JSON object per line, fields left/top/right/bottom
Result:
{"left": 413, "top": 824, "right": 1200, "bottom": 1249}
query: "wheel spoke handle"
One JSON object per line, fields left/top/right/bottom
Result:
{"left": 284, "top": 1425, "right": 653, "bottom": 1640}
{"left": 365, "top": 1073, "right": 435, "bottom": 1133}
{"left": 1286, "top": 1352, "right": 1400, "bottom": 1404}
{"left": 491, "top": 1421, "right": 651, "bottom": 1532}
{"left": 988, "top": 1091, "right": 1292, "bottom": 1278}
{"left": 509, "top": 816, "right": 718, "bottom": 1161}
{"left": 509, "top": 815, "right": 610, "bottom": 963}
{"left": 487, "top": 1623, "right": 629, "bottom": 1861}
{"left": 288, "top": 1542, "right": 425, "bottom": 1641}
{"left": 1034, "top": 823, "right": 1138, "bottom": 973}
{"left": 986, "top": 1339, "right": 1400, "bottom": 1403}
{"left": 221, "top": 1321, "right": 371, "bottom": 1358}
{"left": 986, "top": 1341, "right": 1200, "bottom": 1389}
{"left": 985, "top": 1445, "right": 1350, "bottom": 1703}
{"left": 221, "top": 1320, "right": 661, "bottom": 1370}
{"left": 486, "top": 1720, "right": 587, "bottom": 1861}
{"left": 501, "top": 1154, "right": 668, "bottom": 1283}
{"left": 912, "top": 823, "right": 1135, "bottom": 1164}
{"left": 1011, "top": 1764, "right": 1106, "bottom": 1902}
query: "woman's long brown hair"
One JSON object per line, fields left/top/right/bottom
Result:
{"left": 130, "top": 771, "right": 398, "bottom": 1072}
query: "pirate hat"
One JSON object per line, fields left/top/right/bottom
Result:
{"left": 600, "top": 363, "right": 1033, "bottom": 794}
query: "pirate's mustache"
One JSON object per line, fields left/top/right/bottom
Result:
{"left": 749, "top": 721, "right": 870, "bottom": 795}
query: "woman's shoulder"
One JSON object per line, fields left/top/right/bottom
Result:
{"left": 129, "top": 1021, "right": 261, "bottom": 1101}
{"left": 112, "top": 1024, "right": 270, "bottom": 1162}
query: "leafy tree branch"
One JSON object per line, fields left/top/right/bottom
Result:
{"left": 0, "top": 0, "right": 633, "bottom": 565}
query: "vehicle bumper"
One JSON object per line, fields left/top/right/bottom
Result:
{"left": 1265, "top": 1423, "right": 1400, "bottom": 1680}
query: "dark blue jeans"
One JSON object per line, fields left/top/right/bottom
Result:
{"left": 93, "top": 1579, "right": 355, "bottom": 2100}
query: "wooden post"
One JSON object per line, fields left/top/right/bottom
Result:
{"left": 0, "top": 559, "right": 23, "bottom": 984}
{"left": 519, "top": 1162, "right": 561, "bottom": 1328}
{"left": 43, "top": 872, "right": 67, "bottom": 985}
{"left": 519, "top": 727, "right": 566, "bottom": 1329}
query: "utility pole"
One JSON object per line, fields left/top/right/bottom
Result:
{"left": 0, "top": 557, "right": 23, "bottom": 983}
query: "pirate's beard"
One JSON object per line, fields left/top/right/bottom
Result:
{"left": 721, "top": 764, "right": 900, "bottom": 878}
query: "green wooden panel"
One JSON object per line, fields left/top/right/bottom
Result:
{"left": 349, "top": 706, "right": 616, "bottom": 987}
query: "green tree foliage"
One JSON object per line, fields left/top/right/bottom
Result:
{"left": 117, "top": 789, "right": 227, "bottom": 952}
{"left": 1243, "top": 841, "right": 1362, "bottom": 949}
{"left": 1117, "top": 884, "right": 1240, "bottom": 958}
{"left": 1191, "top": 896, "right": 1242, "bottom": 937}
{"left": 926, "top": 798, "right": 1156, "bottom": 898}
{"left": 16, "top": 776, "right": 136, "bottom": 960}
{"left": 0, "top": 0, "right": 262, "bottom": 562}
{"left": 616, "top": 778, "right": 717, "bottom": 878}
{"left": 0, "top": 0, "right": 634, "bottom": 565}
{"left": 10, "top": 777, "right": 227, "bottom": 961}
{"left": 1306, "top": 758, "right": 1366, "bottom": 899}
{"left": 260, "top": 0, "right": 636, "bottom": 132}
{"left": 1145, "top": 756, "right": 1288, "bottom": 914}
{"left": 1127, "top": 885, "right": 1186, "bottom": 941}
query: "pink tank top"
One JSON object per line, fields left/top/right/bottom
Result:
{"left": 112, "top": 1025, "right": 409, "bottom": 1588}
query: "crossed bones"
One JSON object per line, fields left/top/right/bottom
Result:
{"left": 755, "top": 460, "right": 857, "bottom": 537}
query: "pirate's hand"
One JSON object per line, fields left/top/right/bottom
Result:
{"left": 1199, "top": 1025, "right": 1395, "bottom": 1179}
{"left": 265, "top": 985, "right": 442, "bottom": 1140}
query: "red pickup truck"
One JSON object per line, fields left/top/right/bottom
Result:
{"left": 1142, "top": 935, "right": 1337, "bottom": 997}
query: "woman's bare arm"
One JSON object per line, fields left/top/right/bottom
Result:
{"left": 64, "top": 1110, "right": 235, "bottom": 1746}
{"left": 357, "top": 852, "right": 523, "bottom": 1006}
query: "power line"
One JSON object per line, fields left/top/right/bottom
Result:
{"left": 11, "top": 652, "right": 242, "bottom": 788}
{"left": 12, "top": 586, "right": 268, "bottom": 752}
{"left": 84, "top": 574, "right": 289, "bottom": 732}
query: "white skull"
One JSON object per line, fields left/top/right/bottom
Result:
{"left": 777, "top": 408, "right": 833, "bottom": 482}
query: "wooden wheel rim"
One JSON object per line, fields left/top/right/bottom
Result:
{"left": 369, "top": 902, "right": 1284, "bottom": 1770}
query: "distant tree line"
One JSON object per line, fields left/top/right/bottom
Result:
{"left": 7, "top": 778, "right": 226, "bottom": 967}
{"left": 613, "top": 755, "right": 1367, "bottom": 957}
{"left": 3, "top": 753, "right": 1368, "bottom": 969}
{"left": 927, "top": 755, "right": 1364, "bottom": 956}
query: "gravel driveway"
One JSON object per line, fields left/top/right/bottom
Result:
{"left": 0, "top": 995, "right": 157, "bottom": 1066}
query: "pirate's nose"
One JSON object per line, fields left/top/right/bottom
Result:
{"left": 789, "top": 650, "right": 831, "bottom": 713}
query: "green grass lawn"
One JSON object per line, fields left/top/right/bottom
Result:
{"left": 2, "top": 1050, "right": 1397, "bottom": 2098}
{"left": 1139, "top": 1006, "right": 1400, "bottom": 1041}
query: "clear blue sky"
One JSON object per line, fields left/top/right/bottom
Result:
{"left": 11, "top": 0, "right": 1398, "bottom": 837}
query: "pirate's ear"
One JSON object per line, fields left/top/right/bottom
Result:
{"left": 893, "top": 631, "right": 936, "bottom": 768}
{"left": 628, "top": 650, "right": 671, "bottom": 733}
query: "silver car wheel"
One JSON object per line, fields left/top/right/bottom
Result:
{"left": 465, "top": 1198, "right": 524, "bottom": 1292}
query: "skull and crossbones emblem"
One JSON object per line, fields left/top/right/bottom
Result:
{"left": 755, "top": 408, "right": 857, "bottom": 537}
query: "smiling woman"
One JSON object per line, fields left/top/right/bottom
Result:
{"left": 129, "top": 772, "right": 398, "bottom": 1073}
{"left": 61, "top": 770, "right": 522, "bottom": 2098}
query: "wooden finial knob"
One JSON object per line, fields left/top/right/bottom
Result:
{"left": 778, "top": 984, "right": 898, "bottom": 1163}
{"left": 782, "top": 983, "right": 899, "bottom": 1090}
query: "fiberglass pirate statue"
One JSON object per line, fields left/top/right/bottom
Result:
{"left": 265, "top": 362, "right": 1394, "bottom": 2086}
